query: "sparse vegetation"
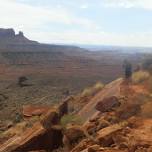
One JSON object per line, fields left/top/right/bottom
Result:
{"left": 81, "top": 82, "right": 104, "bottom": 97}
{"left": 81, "top": 88, "right": 92, "bottom": 97}
{"left": 132, "top": 71, "right": 150, "bottom": 84}
{"left": 0, "top": 121, "right": 28, "bottom": 142}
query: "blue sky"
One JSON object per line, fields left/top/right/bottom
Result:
{"left": 1, "top": 0, "right": 152, "bottom": 47}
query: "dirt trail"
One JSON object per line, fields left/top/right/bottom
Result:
{"left": 78, "top": 78, "right": 122, "bottom": 123}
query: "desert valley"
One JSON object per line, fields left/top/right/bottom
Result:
{"left": 0, "top": 28, "right": 152, "bottom": 152}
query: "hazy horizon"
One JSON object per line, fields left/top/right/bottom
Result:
{"left": 1, "top": 0, "right": 152, "bottom": 47}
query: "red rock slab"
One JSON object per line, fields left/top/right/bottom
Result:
{"left": 96, "top": 121, "right": 128, "bottom": 147}
{"left": 23, "top": 105, "right": 50, "bottom": 117}
{"left": 0, "top": 122, "right": 63, "bottom": 152}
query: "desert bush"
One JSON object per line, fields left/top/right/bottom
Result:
{"left": 93, "top": 82, "right": 104, "bottom": 91}
{"left": 132, "top": 71, "right": 150, "bottom": 84}
{"left": 18, "top": 76, "right": 28, "bottom": 87}
{"left": 81, "top": 88, "right": 92, "bottom": 97}
{"left": 61, "top": 114, "right": 82, "bottom": 127}
{"left": 81, "top": 82, "right": 104, "bottom": 97}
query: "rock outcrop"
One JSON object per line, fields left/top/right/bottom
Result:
{"left": 1, "top": 78, "right": 152, "bottom": 152}
{"left": 0, "top": 28, "right": 15, "bottom": 38}
{"left": 0, "top": 28, "right": 38, "bottom": 45}
{"left": 0, "top": 98, "right": 73, "bottom": 152}
{"left": 0, "top": 109, "right": 63, "bottom": 152}
{"left": 58, "top": 97, "right": 72, "bottom": 118}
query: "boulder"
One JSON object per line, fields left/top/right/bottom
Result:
{"left": 95, "top": 96, "right": 120, "bottom": 113}
{"left": 64, "top": 125, "right": 85, "bottom": 144}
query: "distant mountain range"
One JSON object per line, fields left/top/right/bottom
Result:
{"left": 1, "top": 28, "right": 151, "bottom": 54}
{"left": 0, "top": 28, "right": 88, "bottom": 53}
{"left": 76, "top": 44, "right": 152, "bottom": 53}
{"left": 0, "top": 28, "right": 148, "bottom": 84}
{"left": 0, "top": 28, "right": 90, "bottom": 65}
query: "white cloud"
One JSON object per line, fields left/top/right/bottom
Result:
{"left": 103, "top": 0, "right": 152, "bottom": 10}
{"left": 30, "top": 30, "right": 152, "bottom": 47}
{"left": 0, "top": 0, "right": 69, "bottom": 30}
{"left": 80, "top": 4, "right": 89, "bottom": 9}
{"left": 0, "top": 0, "right": 99, "bottom": 33}
{"left": 1, "top": 0, "right": 152, "bottom": 47}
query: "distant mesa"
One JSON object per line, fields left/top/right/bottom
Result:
{"left": 0, "top": 28, "right": 86, "bottom": 57}
{"left": 0, "top": 28, "right": 38, "bottom": 44}
{"left": 0, "top": 28, "right": 15, "bottom": 38}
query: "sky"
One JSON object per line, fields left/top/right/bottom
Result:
{"left": 1, "top": 0, "right": 152, "bottom": 47}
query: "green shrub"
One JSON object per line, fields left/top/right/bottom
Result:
{"left": 61, "top": 114, "right": 82, "bottom": 127}
{"left": 132, "top": 71, "right": 150, "bottom": 84}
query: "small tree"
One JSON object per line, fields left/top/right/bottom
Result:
{"left": 18, "top": 76, "right": 28, "bottom": 87}
{"left": 123, "top": 60, "right": 132, "bottom": 79}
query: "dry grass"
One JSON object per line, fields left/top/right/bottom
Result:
{"left": 93, "top": 82, "right": 104, "bottom": 92}
{"left": 81, "top": 88, "right": 92, "bottom": 97}
{"left": 81, "top": 82, "right": 104, "bottom": 97}
{"left": 132, "top": 71, "right": 150, "bottom": 84}
{"left": 0, "top": 121, "right": 28, "bottom": 140}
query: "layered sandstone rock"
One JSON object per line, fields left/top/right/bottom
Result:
{"left": 23, "top": 105, "right": 50, "bottom": 117}
{"left": 0, "top": 110, "right": 63, "bottom": 152}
